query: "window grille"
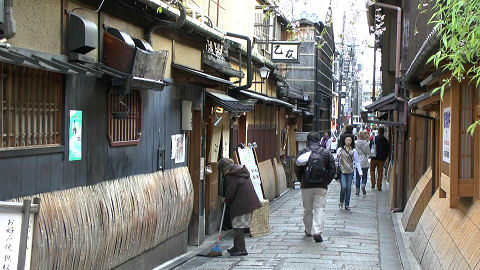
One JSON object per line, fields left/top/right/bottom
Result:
{"left": 254, "top": 9, "right": 270, "bottom": 55}
{"left": 460, "top": 84, "right": 474, "bottom": 178}
{"left": 108, "top": 90, "right": 142, "bottom": 146}
{"left": 1, "top": 63, "right": 63, "bottom": 148}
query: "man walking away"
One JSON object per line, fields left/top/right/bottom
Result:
{"left": 369, "top": 127, "right": 390, "bottom": 191}
{"left": 294, "top": 131, "right": 336, "bottom": 242}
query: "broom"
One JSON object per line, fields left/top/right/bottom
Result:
{"left": 205, "top": 201, "right": 227, "bottom": 257}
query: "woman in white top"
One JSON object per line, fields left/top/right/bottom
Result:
{"left": 355, "top": 131, "right": 371, "bottom": 196}
{"left": 336, "top": 134, "right": 362, "bottom": 210}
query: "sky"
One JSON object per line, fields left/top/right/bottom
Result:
{"left": 278, "top": 0, "right": 376, "bottom": 100}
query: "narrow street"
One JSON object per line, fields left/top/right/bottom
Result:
{"left": 173, "top": 180, "right": 402, "bottom": 270}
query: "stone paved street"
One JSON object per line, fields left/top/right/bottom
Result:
{"left": 173, "top": 180, "right": 402, "bottom": 270}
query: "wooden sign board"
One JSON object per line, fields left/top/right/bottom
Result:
{"left": 0, "top": 201, "right": 38, "bottom": 270}
{"left": 236, "top": 147, "right": 265, "bottom": 201}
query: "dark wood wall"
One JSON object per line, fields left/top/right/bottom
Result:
{"left": 0, "top": 74, "right": 202, "bottom": 200}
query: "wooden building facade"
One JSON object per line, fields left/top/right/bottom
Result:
{"left": 368, "top": 1, "right": 480, "bottom": 269}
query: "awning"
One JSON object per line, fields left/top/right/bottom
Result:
{"left": 202, "top": 52, "right": 244, "bottom": 78}
{"left": 205, "top": 90, "right": 253, "bottom": 113}
{"left": 0, "top": 45, "right": 167, "bottom": 91}
{"left": 172, "top": 63, "right": 233, "bottom": 87}
{"left": 237, "top": 90, "right": 295, "bottom": 108}
{"left": 408, "top": 91, "right": 440, "bottom": 110}
{"left": 403, "top": 29, "right": 441, "bottom": 86}
{"left": 365, "top": 92, "right": 398, "bottom": 112}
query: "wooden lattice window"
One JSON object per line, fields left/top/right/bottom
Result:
{"left": 108, "top": 90, "right": 142, "bottom": 146}
{"left": 460, "top": 84, "right": 474, "bottom": 179}
{"left": 1, "top": 63, "right": 63, "bottom": 148}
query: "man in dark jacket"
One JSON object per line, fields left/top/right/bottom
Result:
{"left": 369, "top": 127, "right": 390, "bottom": 191}
{"left": 218, "top": 158, "right": 262, "bottom": 256}
{"left": 294, "top": 131, "right": 335, "bottom": 242}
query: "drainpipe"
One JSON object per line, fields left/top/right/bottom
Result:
{"left": 369, "top": 2, "right": 407, "bottom": 126}
{"left": 143, "top": 1, "right": 187, "bottom": 45}
{"left": 226, "top": 32, "right": 252, "bottom": 92}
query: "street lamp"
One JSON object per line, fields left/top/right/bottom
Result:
{"left": 258, "top": 66, "right": 271, "bottom": 81}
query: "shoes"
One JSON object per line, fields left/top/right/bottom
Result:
{"left": 313, "top": 234, "right": 323, "bottom": 242}
{"left": 304, "top": 230, "right": 312, "bottom": 237}
{"left": 339, "top": 202, "right": 344, "bottom": 209}
{"left": 227, "top": 247, "right": 237, "bottom": 254}
{"left": 230, "top": 251, "right": 248, "bottom": 256}
{"left": 371, "top": 184, "right": 375, "bottom": 189}
{"left": 378, "top": 188, "right": 382, "bottom": 191}
{"left": 355, "top": 192, "right": 360, "bottom": 196}
{"left": 362, "top": 186, "right": 366, "bottom": 195}
{"left": 345, "top": 206, "right": 351, "bottom": 210}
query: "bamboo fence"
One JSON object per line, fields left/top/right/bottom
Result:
{"left": 13, "top": 167, "right": 193, "bottom": 270}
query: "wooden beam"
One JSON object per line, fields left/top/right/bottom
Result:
{"left": 450, "top": 82, "right": 460, "bottom": 208}
{"left": 458, "top": 178, "right": 474, "bottom": 197}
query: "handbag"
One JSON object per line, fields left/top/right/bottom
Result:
{"left": 370, "top": 137, "right": 377, "bottom": 158}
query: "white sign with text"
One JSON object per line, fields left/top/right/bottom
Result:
{"left": 271, "top": 42, "right": 300, "bottom": 62}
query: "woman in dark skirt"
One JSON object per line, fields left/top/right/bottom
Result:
{"left": 217, "top": 158, "right": 262, "bottom": 256}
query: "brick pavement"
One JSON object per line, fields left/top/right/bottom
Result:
{"left": 173, "top": 180, "right": 402, "bottom": 270}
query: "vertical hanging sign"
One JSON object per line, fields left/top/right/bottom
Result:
{"left": 69, "top": 110, "right": 82, "bottom": 161}
{"left": 443, "top": 107, "right": 451, "bottom": 163}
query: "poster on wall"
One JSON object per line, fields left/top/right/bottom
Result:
{"left": 174, "top": 134, "right": 185, "bottom": 164}
{"left": 443, "top": 107, "right": 451, "bottom": 163}
{"left": 69, "top": 110, "right": 82, "bottom": 161}
{"left": 237, "top": 147, "right": 264, "bottom": 201}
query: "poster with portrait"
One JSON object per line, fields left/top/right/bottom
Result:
{"left": 443, "top": 107, "right": 451, "bottom": 163}
{"left": 175, "top": 134, "right": 185, "bottom": 164}
{"left": 69, "top": 110, "right": 82, "bottom": 161}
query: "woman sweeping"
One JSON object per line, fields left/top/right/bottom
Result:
{"left": 336, "top": 134, "right": 362, "bottom": 210}
{"left": 217, "top": 158, "right": 262, "bottom": 256}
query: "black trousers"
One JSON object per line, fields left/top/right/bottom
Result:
{"left": 233, "top": 228, "right": 246, "bottom": 252}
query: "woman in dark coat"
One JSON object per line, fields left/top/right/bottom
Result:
{"left": 218, "top": 158, "right": 262, "bottom": 256}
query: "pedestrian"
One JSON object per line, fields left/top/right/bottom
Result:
{"left": 294, "top": 131, "right": 335, "bottom": 242}
{"left": 217, "top": 158, "right": 262, "bottom": 256}
{"left": 338, "top": 125, "right": 354, "bottom": 149}
{"left": 355, "top": 131, "right": 370, "bottom": 196}
{"left": 369, "top": 127, "right": 390, "bottom": 191}
{"left": 336, "top": 134, "right": 362, "bottom": 210}
{"left": 320, "top": 130, "right": 332, "bottom": 151}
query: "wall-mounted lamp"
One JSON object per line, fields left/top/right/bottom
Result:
{"left": 252, "top": 65, "right": 271, "bottom": 84}
{"left": 259, "top": 66, "right": 271, "bottom": 80}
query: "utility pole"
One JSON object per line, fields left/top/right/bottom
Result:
{"left": 338, "top": 12, "right": 346, "bottom": 128}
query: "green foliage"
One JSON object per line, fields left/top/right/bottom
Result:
{"left": 422, "top": 0, "right": 480, "bottom": 134}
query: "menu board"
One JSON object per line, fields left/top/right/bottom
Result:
{"left": 0, "top": 203, "right": 35, "bottom": 270}
{"left": 237, "top": 147, "right": 264, "bottom": 201}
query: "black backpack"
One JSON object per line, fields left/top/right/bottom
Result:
{"left": 303, "top": 148, "right": 328, "bottom": 184}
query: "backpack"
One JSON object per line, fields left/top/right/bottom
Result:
{"left": 303, "top": 148, "right": 328, "bottom": 185}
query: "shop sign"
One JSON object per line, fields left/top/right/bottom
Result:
{"left": 0, "top": 202, "right": 35, "bottom": 270}
{"left": 237, "top": 147, "right": 264, "bottom": 201}
{"left": 443, "top": 107, "right": 451, "bottom": 163}
{"left": 271, "top": 42, "right": 300, "bottom": 62}
{"left": 69, "top": 110, "right": 82, "bottom": 161}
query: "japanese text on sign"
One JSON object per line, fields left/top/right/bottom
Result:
{"left": 271, "top": 42, "right": 300, "bottom": 62}
{"left": 0, "top": 203, "right": 35, "bottom": 270}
